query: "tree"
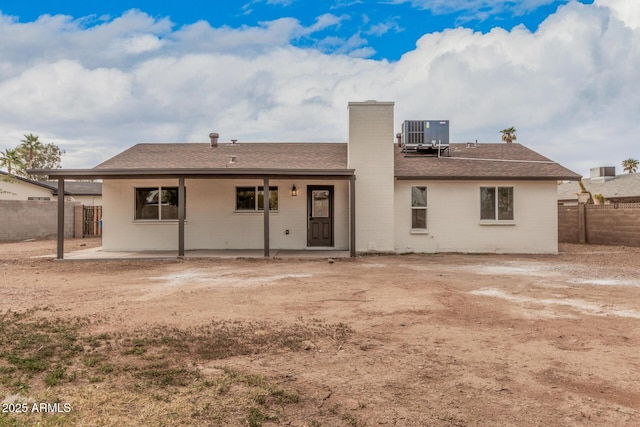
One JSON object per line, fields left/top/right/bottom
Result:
{"left": 9, "top": 134, "right": 65, "bottom": 180}
{"left": 30, "top": 143, "right": 64, "bottom": 172}
{"left": 622, "top": 158, "right": 639, "bottom": 174}
{"left": 500, "top": 127, "right": 517, "bottom": 144}
{"left": 0, "top": 148, "right": 25, "bottom": 175}
{"left": 19, "top": 133, "right": 44, "bottom": 170}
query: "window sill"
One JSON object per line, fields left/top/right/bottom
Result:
{"left": 133, "top": 220, "right": 186, "bottom": 224}
{"left": 410, "top": 229, "right": 429, "bottom": 234}
{"left": 479, "top": 221, "right": 515, "bottom": 226}
{"left": 233, "top": 210, "right": 279, "bottom": 214}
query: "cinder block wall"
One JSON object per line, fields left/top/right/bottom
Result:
{"left": 558, "top": 205, "right": 579, "bottom": 243}
{"left": 558, "top": 204, "right": 640, "bottom": 246}
{"left": 585, "top": 205, "right": 640, "bottom": 246}
{"left": 0, "top": 200, "right": 79, "bottom": 241}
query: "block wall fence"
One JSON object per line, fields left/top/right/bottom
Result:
{"left": 0, "top": 200, "right": 81, "bottom": 241}
{"left": 558, "top": 203, "right": 640, "bottom": 247}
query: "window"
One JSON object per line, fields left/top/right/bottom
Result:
{"left": 411, "top": 186, "right": 427, "bottom": 229}
{"left": 135, "top": 187, "right": 183, "bottom": 221}
{"left": 236, "top": 186, "right": 278, "bottom": 211}
{"left": 480, "top": 186, "right": 513, "bottom": 221}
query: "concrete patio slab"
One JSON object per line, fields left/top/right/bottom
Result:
{"left": 43, "top": 247, "right": 351, "bottom": 261}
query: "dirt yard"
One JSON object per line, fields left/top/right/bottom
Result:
{"left": 1, "top": 239, "right": 639, "bottom": 426}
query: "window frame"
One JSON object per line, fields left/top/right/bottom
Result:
{"left": 410, "top": 186, "right": 428, "bottom": 231}
{"left": 235, "top": 186, "right": 278, "bottom": 212}
{"left": 134, "top": 186, "right": 184, "bottom": 222}
{"left": 480, "top": 186, "right": 514, "bottom": 223}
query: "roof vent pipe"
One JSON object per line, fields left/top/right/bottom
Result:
{"left": 209, "top": 133, "right": 219, "bottom": 147}
{"left": 231, "top": 139, "right": 237, "bottom": 144}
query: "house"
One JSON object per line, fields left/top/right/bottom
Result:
{"left": 33, "top": 101, "right": 580, "bottom": 259}
{"left": 0, "top": 171, "right": 57, "bottom": 200}
{"left": 0, "top": 170, "right": 102, "bottom": 205}
{"left": 558, "top": 167, "right": 640, "bottom": 205}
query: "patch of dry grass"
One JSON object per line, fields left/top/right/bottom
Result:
{"left": 0, "top": 308, "right": 356, "bottom": 426}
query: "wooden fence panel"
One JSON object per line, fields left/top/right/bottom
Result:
{"left": 83, "top": 206, "right": 102, "bottom": 237}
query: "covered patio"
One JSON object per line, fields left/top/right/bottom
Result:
{"left": 35, "top": 168, "right": 356, "bottom": 260}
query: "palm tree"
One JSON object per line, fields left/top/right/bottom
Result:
{"left": 500, "top": 127, "right": 517, "bottom": 144}
{"left": 0, "top": 148, "right": 25, "bottom": 175}
{"left": 19, "top": 133, "right": 44, "bottom": 170}
{"left": 622, "top": 158, "right": 639, "bottom": 174}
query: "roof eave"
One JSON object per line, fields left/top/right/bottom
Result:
{"left": 395, "top": 175, "right": 582, "bottom": 181}
{"left": 29, "top": 168, "right": 355, "bottom": 180}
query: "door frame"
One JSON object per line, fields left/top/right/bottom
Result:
{"left": 307, "top": 185, "right": 334, "bottom": 247}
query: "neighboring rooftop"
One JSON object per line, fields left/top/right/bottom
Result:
{"left": 1, "top": 170, "right": 102, "bottom": 196}
{"left": 395, "top": 143, "right": 581, "bottom": 180}
{"left": 44, "top": 181, "right": 102, "bottom": 196}
{"left": 558, "top": 172, "right": 640, "bottom": 202}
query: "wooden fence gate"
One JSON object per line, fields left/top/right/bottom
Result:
{"left": 83, "top": 206, "right": 102, "bottom": 237}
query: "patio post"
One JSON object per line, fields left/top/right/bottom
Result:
{"left": 349, "top": 175, "right": 356, "bottom": 257}
{"left": 178, "top": 177, "right": 185, "bottom": 257}
{"left": 57, "top": 178, "right": 65, "bottom": 260}
{"left": 263, "top": 178, "right": 270, "bottom": 257}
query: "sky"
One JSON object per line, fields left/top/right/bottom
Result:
{"left": 0, "top": 0, "right": 638, "bottom": 177}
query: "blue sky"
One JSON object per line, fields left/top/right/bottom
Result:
{"left": 0, "top": 0, "right": 638, "bottom": 176}
{"left": 0, "top": 0, "right": 594, "bottom": 60}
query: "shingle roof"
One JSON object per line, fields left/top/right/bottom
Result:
{"left": 46, "top": 181, "right": 102, "bottom": 196}
{"left": 35, "top": 141, "right": 578, "bottom": 181}
{"left": 1, "top": 171, "right": 102, "bottom": 195}
{"left": 558, "top": 173, "right": 640, "bottom": 201}
{"left": 95, "top": 143, "right": 349, "bottom": 170}
{"left": 395, "top": 143, "right": 581, "bottom": 180}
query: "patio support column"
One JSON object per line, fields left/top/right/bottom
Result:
{"left": 178, "top": 177, "right": 185, "bottom": 257}
{"left": 263, "top": 178, "right": 270, "bottom": 257}
{"left": 57, "top": 178, "right": 65, "bottom": 260}
{"left": 349, "top": 175, "right": 356, "bottom": 257}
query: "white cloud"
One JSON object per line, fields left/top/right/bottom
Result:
{"left": 389, "top": 0, "right": 558, "bottom": 15}
{"left": 365, "top": 17, "right": 403, "bottom": 36}
{"left": 595, "top": 0, "right": 640, "bottom": 29}
{"left": 0, "top": 2, "right": 638, "bottom": 176}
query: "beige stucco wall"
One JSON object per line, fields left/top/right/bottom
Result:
{"left": 0, "top": 177, "right": 53, "bottom": 200}
{"left": 102, "top": 178, "right": 349, "bottom": 251}
{"left": 394, "top": 180, "right": 559, "bottom": 254}
{"left": 348, "top": 101, "right": 395, "bottom": 252}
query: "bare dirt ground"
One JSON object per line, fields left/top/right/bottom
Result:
{"left": 1, "top": 239, "right": 639, "bottom": 426}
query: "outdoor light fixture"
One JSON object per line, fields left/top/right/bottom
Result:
{"left": 291, "top": 184, "right": 298, "bottom": 197}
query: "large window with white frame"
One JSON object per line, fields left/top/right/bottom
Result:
{"left": 480, "top": 186, "right": 514, "bottom": 221}
{"left": 235, "top": 186, "right": 278, "bottom": 211}
{"left": 135, "top": 187, "right": 183, "bottom": 221}
{"left": 411, "top": 186, "right": 428, "bottom": 229}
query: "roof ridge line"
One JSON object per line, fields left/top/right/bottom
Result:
{"left": 440, "top": 157, "right": 556, "bottom": 164}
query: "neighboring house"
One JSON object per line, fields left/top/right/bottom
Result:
{"left": 558, "top": 167, "right": 640, "bottom": 205}
{"left": 46, "top": 181, "right": 103, "bottom": 206}
{"left": 34, "top": 101, "right": 580, "bottom": 258}
{"left": 0, "top": 171, "right": 56, "bottom": 200}
{"left": 0, "top": 171, "right": 102, "bottom": 204}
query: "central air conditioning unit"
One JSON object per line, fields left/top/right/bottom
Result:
{"left": 401, "top": 120, "right": 449, "bottom": 154}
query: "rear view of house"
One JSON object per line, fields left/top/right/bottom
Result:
{"left": 34, "top": 101, "right": 580, "bottom": 258}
